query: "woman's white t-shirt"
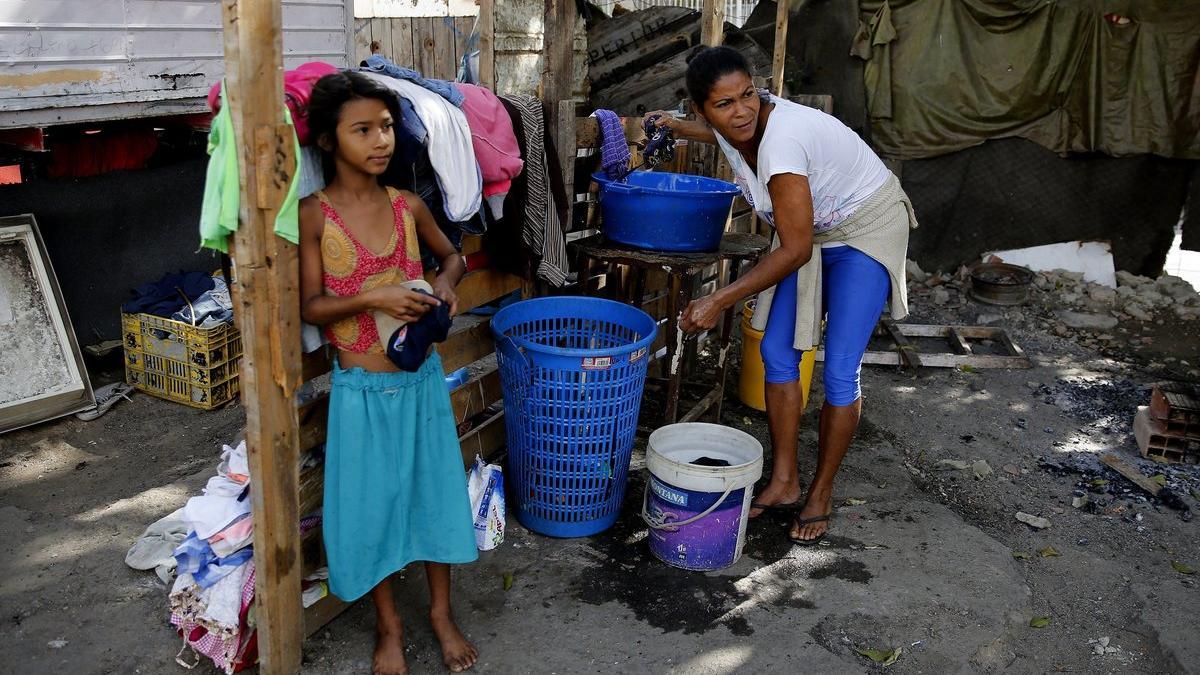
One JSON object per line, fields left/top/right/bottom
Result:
{"left": 714, "top": 96, "right": 890, "bottom": 241}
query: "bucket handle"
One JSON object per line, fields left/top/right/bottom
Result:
{"left": 641, "top": 481, "right": 736, "bottom": 531}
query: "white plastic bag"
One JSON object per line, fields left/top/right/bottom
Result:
{"left": 467, "top": 456, "right": 505, "bottom": 551}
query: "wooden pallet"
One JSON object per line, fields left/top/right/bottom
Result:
{"left": 814, "top": 323, "right": 1032, "bottom": 370}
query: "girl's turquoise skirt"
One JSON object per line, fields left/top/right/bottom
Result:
{"left": 323, "top": 352, "right": 478, "bottom": 601}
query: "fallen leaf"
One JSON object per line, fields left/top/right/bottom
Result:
{"left": 855, "top": 647, "right": 902, "bottom": 666}
{"left": 959, "top": 365, "right": 977, "bottom": 374}
{"left": 1171, "top": 561, "right": 1195, "bottom": 575}
{"left": 1152, "top": 474, "right": 1167, "bottom": 486}
{"left": 742, "top": 416, "right": 753, "bottom": 426}
{"left": 843, "top": 498, "right": 868, "bottom": 506}
{"left": 1012, "top": 551, "right": 1032, "bottom": 560}
{"left": 1038, "top": 546, "right": 1061, "bottom": 558}
{"left": 1190, "top": 489, "right": 1200, "bottom": 502}
{"left": 1030, "top": 616, "right": 1051, "bottom": 628}
{"left": 502, "top": 571, "right": 514, "bottom": 590}
{"left": 1091, "top": 479, "right": 1109, "bottom": 487}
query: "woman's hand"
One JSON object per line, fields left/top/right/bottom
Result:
{"left": 641, "top": 111, "right": 717, "bottom": 145}
{"left": 369, "top": 285, "right": 440, "bottom": 323}
{"left": 680, "top": 293, "right": 726, "bottom": 334}
{"left": 432, "top": 278, "right": 460, "bottom": 317}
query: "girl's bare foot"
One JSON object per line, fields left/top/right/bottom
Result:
{"left": 430, "top": 610, "right": 477, "bottom": 672}
{"left": 373, "top": 628, "right": 408, "bottom": 675}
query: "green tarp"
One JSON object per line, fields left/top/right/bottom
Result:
{"left": 853, "top": 0, "right": 1200, "bottom": 160}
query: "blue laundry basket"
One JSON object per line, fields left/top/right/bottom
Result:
{"left": 492, "top": 297, "right": 658, "bottom": 537}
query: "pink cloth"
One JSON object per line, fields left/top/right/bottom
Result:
{"left": 453, "top": 84, "right": 524, "bottom": 203}
{"left": 207, "top": 61, "right": 339, "bottom": 145}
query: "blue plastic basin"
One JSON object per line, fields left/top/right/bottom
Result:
{"left": 593, "top": 171, "right": 740, "bottom": 252}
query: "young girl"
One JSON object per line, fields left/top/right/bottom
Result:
{"left": 299, "top": 71, "right": 478, "bottom": 674}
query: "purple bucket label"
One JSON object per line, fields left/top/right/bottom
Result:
{"left": 647, "top": 475, "right": 747, "bottom": 571}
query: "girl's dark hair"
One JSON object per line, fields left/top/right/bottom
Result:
{"left": 685, "top": 46, "right": 752, "bottom": 105}
{"left": 307, "top": 71, "right": 403, "bottom": 180}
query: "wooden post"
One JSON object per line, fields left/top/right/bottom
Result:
{"left": 543, "top": 0, "right": 576, "bottom": 225}
{"left": 700, "top": 0, "right": 724, "bottom": 47}
{"left": 219, "top": 0, "right": 304, "bottom": 672}
{"left": 478, "top": 0, "right": 495, "bottom": 89}
{"left": 772, "top": 0, "right": 789, "bottom": 96}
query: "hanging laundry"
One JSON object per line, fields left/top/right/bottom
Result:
{"left": 199, "top": 85, "right": 302, "bottom": 253}
{"left": 454, "top": 83, "right": 524, "bottom": 219}
{"left": 593, "top": 109, "right": 632, "bottom": 181}
{"left": 361, "top": 54, "right": 465, "bottom": 107}
{"left": 360, "top": 71, "right": 482, "bottom": 223}
{"left": 206, "top": 61, "right": 338, "bottom": 146}
{"left": 497, "top": 94, "right": 570, "bottom": 287}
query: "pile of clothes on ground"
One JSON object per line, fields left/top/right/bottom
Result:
{"left": 122, "top": 271, "right": 233, "bottom": 329}
{"left": 126, "top": 441, "right": 327, "bottom": 673}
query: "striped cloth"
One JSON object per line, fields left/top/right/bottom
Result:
{"left": 500, "top": 94, "right": 569, "bottom": 287}
{"left": 593, "top": 109, "right": 631, "bottom": 181}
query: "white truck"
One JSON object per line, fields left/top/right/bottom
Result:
{"left": 0, "top": 0, "right": 353, "bottom": 130}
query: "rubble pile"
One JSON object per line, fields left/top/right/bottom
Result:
{"left": 1034, "top": 270, "right": 1200, "bottom": 323}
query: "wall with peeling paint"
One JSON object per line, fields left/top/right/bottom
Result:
{"left": 0, "top": 0, "right": 353, "bottom": 129}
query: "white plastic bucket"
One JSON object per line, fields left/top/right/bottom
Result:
{"left": 642, "top": 423, "right": 763, "bottom": 571}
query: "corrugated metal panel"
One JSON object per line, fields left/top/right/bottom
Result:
{"left": 0, "top": 0, "right": 352, "bottom": 128}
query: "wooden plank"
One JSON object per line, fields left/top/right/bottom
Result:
{"left": 818, "top": 350, "right": 1031, "bottom": 369}
{"left": 298, "top": 463, "right": 325, "bottom": 517}
{"left": 771, "top": 0, "right": 789, "bottom": 96}
{"left": 576, "top": 115, "right": 647, "bottom": 149}
{"left": 391, "top": 18, "right": 415, "bottom": 71}
{"left": 700, "top": 0, "right": 724, "bottom": 47}
{"left": 441, "top": 316, "right": 496, "bottom": 373}
{"left": 353, "top": 18, "right": 373, "bottom": 67}
{"left": 947, "top": 328, "right": 973, "bottom": 355}
{"left": 301, "top": 347, "right": 333, "bottom": 382}
{"left": 436, "top": 268, "right": 522, "bottom": 314}
{"left": 373, "top": 18, "right": 393, "bottom": 65}
{"left": 458, "top": 409, "right": 506, "bottom": 464}
{"left": 478, "top": 0, "right": 494, "bottom": 88}
{"left": 433, "top": 17, "right": 459, "bottom": 81}
{"left": 297, "top": 397, "right": 329, "bottom": 454}
{"left": 881, "top": 317, "right": 922, "bottom": 369}
{"left": 304, "top": 594, "right": 351, "bottom": 639}
{"left": 413, "top": 17, "right": 437, "bottom": 77}
{"left": 461, "top": 234, "right": 484, "bottom": 256}
{"left": 219, "top": 0, "right": 303, "bottom": 670}
{"left": 451, "top": 367, "right": 503, "bottom": 422}
{"left": 454, "top": 16, "right": 475, "bottom": 66}
{"left": 542, "top": 0, "right": 576, "bottom": 114}
{"left": 1100, "top": 452, "right": 1163, "bottom": 497}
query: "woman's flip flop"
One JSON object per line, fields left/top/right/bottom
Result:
{"left": 789, "top": 513, "right": 832, "bottom": 546}
{"left": 750, "top": 501, "right": 805, "bottom": 513}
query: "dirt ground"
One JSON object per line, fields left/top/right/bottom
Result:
{"left": 2, "top": 274, "right": 1198, "bottom": 674}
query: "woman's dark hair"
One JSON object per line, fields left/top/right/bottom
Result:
{"left": 685, "top": 46, "right": 752, "bottom": 106}
{"left": 307, "top": 71, "right": 403, "bottom": 180}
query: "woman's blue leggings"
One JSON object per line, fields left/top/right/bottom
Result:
{"left": 760, "top": 245, "right": 890, "bottom": 406}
